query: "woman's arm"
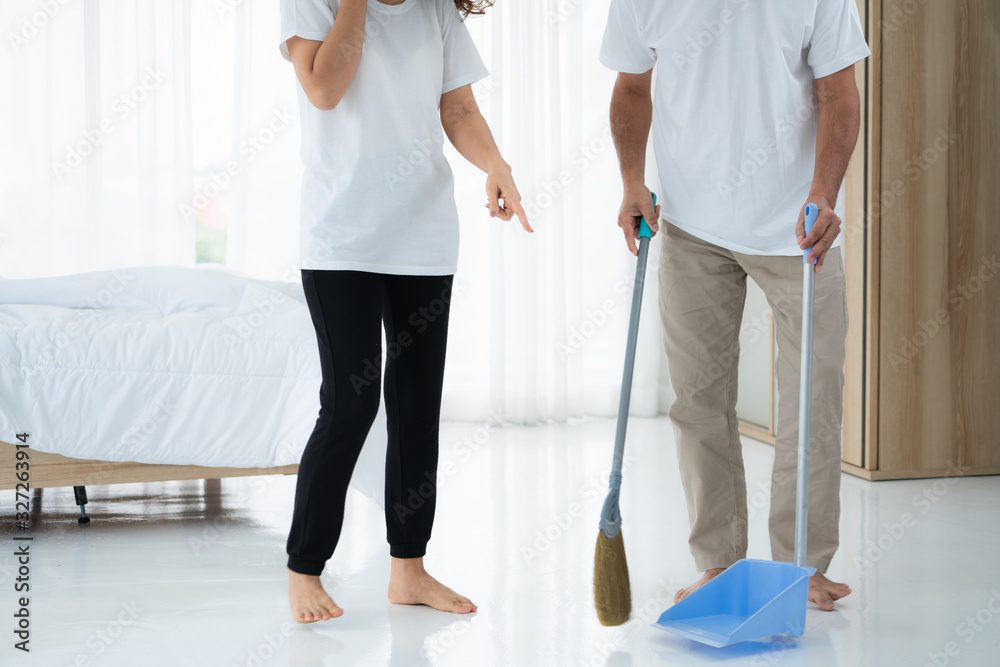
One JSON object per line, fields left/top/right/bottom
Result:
{"left": 440, "top": 84, "right": 533, "bottom": 233}
{"left": 285, "top": 0, "right": 369, "bottom": 111}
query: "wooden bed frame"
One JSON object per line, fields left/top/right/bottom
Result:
{"left": 0, "top": 439, "right": 297, "bottom": 491}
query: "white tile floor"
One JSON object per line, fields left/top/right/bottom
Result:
{"left": 2, "top": 417, "right": 999, "bottom": 667}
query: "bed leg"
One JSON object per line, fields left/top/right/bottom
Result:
{"left": 73, "top": 486, "right": 91, "bottom": 524}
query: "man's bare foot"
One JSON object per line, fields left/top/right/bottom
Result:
{"left": 674, "top": 568, "right": 726, "bottom": 604}
{"left": 809, "top": 572, "right": 851, "bottom": 611}
{"left": 288, "top": 569, "right": 343, "bottom": 624}
{"left": 387, "top": 557, "right": 477, "bottom": 614}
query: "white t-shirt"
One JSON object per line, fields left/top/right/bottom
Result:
{"left": 279, "top": 0, "right": 489, "bottom": 274}
{"left": 600, "top": 0, "right": 870, "bottom": 255}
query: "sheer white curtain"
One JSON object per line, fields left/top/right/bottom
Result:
{"left": 442, "top": 1, "right": 669, "bottom": 423}
{"left": 0, "top": 0, "right": 301, "bottom": 279}
{"left": 0, "top": 0, "right": 671, "bottom": 423}
{"left": 1, "top": 1, "right": 197, "bottom": 273}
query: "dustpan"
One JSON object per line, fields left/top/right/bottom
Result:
{"left": 654, "top": 204, "right": 822, "bottom": 648}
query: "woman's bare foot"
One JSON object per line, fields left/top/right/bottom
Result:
{"left": 809, "top": 572, "right": 851, "bottom": 611}
{"left": 288, "top": 569, "right": 344, "bottom": 624}
{"left": 387, "top": 557, "right": 477, "bottom": 614}
{"left": 674, "top": 568, "right": 726, "bottom": 604}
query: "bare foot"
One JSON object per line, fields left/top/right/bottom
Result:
{"left": 809, "top": 572, "right": 851, "bottom": 611}
{"left": 288, "top": 569, "right": 343, "bottom": 624}
{"left": 387, "top": 557, "right": 477, "bottom": 614}
{"left": 674, "top": 568, "right": 726, "bottom": 604}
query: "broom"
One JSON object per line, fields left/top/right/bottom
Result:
{"left": 594, "top": 192, "right": 656, "bottom": 627}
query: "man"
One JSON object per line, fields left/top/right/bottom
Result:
{"left": 600, "top": 0, "right": 870, "bottom": 610}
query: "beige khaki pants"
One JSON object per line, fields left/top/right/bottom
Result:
{"left": 658, "top": 222, "right": 847, "bottom": 573}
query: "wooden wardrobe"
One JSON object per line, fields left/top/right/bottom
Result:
{"left": 738, "top": 0, "right": 1000, "bottom": 481}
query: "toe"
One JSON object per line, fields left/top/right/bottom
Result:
{"left": 810, "top": 591, "right": 835, "bottom": 611}
{"left": 830, "top": 586, "right": 851, "bottom": 601}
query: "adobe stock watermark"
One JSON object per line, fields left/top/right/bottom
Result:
{"left": 231, "top": 622, "right": 295, "bottom": 667}
{"left": 223, "top": 290, "right": 288, "bottom": 348}
{"left": 839, "top": 126, "right": 961, "bottom": 248}
{"left": 717, "top": 92, "right": 819, "bottom": 195}
{"left": 383, "top": 77, "right": 500, "bottom": 192}
{"left": 7, "top": 0, "right": 72, "bottom": 53}
{"left": 738, "top": 279, "right": 799, "bottom": 350}
{"left": 426, "top": 617, "right": 476, "bottom": 660}
{"left": 213, "top": 0, "right": 247, "bottom": 20}
{"left": 51, "top": 600, "right": 142, "bottom": 667}
{"left": 178, "top": 107, "right": 295, "bottom": 225}
{"left": 188, "top": 443, "right": 299, "bottom": 555}
{"left": 743, "top": 412, "right": 844, "bottom": 524}
{"left": 51, "top": 67, "right": 170, "bottom": 180}
{"left": 870, "top": 127, "right": 960, "bottom": 218}
{"left": 391, "top": 410, "right": 505, "bottom": 524}
{"left": 547, "top": 0, "right": 583, "bottom": 25}
{"left": 521, "top": 124, "right": 614, "bottom": 220}
{"left": 348, "top": 277, "right": 463, "bottom": 395}
{"left": 583, "top": 578, "right": 677, "bottom": 667}
{"left": 119, "top": 398, "right": 178, "bottom": 448}
{"left": 670, "top": 0, "right": 751, "bottom": 73}
{"left": 338, "top": 7, "right": 403, "bottom": 61}
{"left": 887, "top": 254, "right": 999, "bottom": 370}
{"left": 230, "top": 439, "right": 300, "bottom": 506}
{"left": 852, "top": 460, "right": 969, "bottom": 570}
{"left": 718, "top": 48, "right": 959, "bottom": 200}
{"left": 678, "top": 269, "right": 816, "bottom": 408}
{"left": 24, "top": 269, "right": 135, "bottom": 379}
{"left": 384, "top": 127, "right": 445, "bottom": 192}
{"left": 748, "top": 623, "right": 811, "bottom": 667}
{"left": 921, "top": 589, "right": 1000, "bottom": 667}
{"left": 881, "top": 0, "right": 932, "bottom": 36}
{"left": 556, "top": 297, "right": 621, "bottom": 359}
{"left": 555, "top": 245, "right": 660, "bottom": 359}
{"left": 521, "top": 451, "right": 638, "bottom": 564}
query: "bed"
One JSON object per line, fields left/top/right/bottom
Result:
{"left": 0, "top": 265, "right": 384, "bottom": 514}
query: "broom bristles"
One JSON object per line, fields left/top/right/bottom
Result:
{"left": 594, "top": 529, "right": 631, "bottom": 626}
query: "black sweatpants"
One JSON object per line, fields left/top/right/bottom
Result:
{"left": 286, "top": 269, "right": 452, "bottom": 576}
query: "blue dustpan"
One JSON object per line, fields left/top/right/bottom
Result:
{"left": 653, "top": 559, "right": 815, "bottom": 647}
{"left": 654, "top": 205, "right": 824, "bottom": 648}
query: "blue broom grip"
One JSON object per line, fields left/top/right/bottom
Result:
{"left": 803, "top": 203, "right": 819, "bottom": 264}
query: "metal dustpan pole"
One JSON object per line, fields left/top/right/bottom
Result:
{"left": 794, "top": 205, "right": 819, "bottom": 569}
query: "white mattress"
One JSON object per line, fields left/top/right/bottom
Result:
{"left": 0, "top": 265, "right": 384, "bottom": 505}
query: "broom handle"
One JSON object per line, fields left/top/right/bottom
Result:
{"left": 794, "top": 203, "right": 819, "bottom": 569}
{"left": 610, "top": 192, "right": 657, "bottom": 485}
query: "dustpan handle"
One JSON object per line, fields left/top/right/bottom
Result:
{"left": 794, "top": 204, "right": 819, "bottom": 568}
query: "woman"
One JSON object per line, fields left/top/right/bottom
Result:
{"left": 279, "top": 0, "right": 530, "bottom": 624}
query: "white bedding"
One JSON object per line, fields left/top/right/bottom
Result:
{"left": 0, "top": 265, "right": 384, "bottom": 505}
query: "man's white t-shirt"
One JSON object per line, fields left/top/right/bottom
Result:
{"left": 279, "top": 0, "right": 489, "bottom": 275}
{"left": 600, "top": 0, "right": 870, "bottom": 256}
